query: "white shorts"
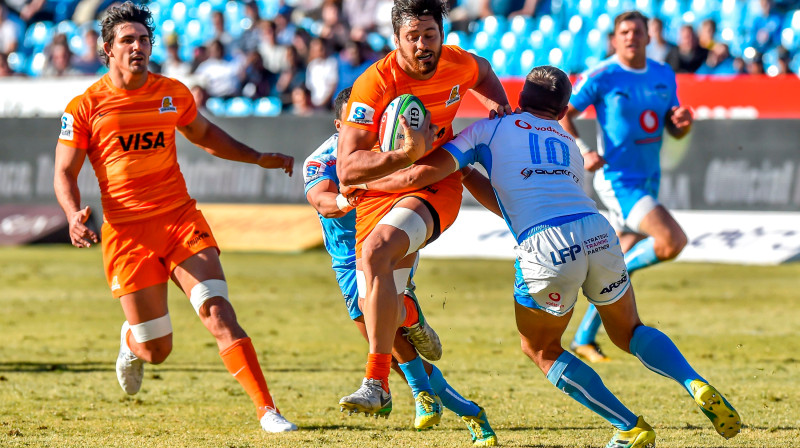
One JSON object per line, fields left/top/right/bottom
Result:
{"left": 513, "top": 213, "right": 630, "bottom": 316}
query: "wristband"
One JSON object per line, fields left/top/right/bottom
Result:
{"left": 576, "top": 138, "right": 595, "bottom": 155}
{"left": 335, "top": 194, "right": 353, "bottom": 212}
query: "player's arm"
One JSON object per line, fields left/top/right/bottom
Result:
{"left": 461, "top": 166, "right": 501, "bottom": 217}
{"left": 470, "top": 54, "right": 512, "bottom": 118}
{"left": 560, "top": 104, "right": 605, "bottom": 172}
{"left": 337, "top": 113, "right": 435, "bottom": 185}
{"left": 53, "top": 143, "right": 98, "bottom": 248}
{"left": 177, "top": 113, "right": 294, "bottom": 176}
{"left": 350, "top": 148, "right": 458, "bottom": 194}
{"left": 306, "top": 179, "right": 353, "bottom": 218}
{"left": 665, "top": 106, "right": 693, "bottom": 139}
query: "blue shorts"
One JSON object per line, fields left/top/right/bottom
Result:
{"left": 594, "top": 172, "right": 660, "bottom": 233}
{"left": 334, "top": 267, "right": 362, "bottom": 320}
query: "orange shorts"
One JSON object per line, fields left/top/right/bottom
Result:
{"left": 355, "top": 171, "right": 463, "bottom": 259}
{"left": 101, "top": 200, "right": 219, "bottom": 298}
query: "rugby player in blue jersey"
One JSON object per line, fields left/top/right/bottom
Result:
{"left": 302, "top": 88, "right": 497, "bottom": 446}
{"left": 358, "top": 65, "right": 740, "bottom": 447}
{"left": 559, "top": 11, "right": 694, "bottom": 363}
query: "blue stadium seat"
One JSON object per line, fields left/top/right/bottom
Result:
{"left": 23, "top": 22, "right": 54, "bottom": 54}
{"left": 194, "top": 1, "right": 214, "bottom": 23}
{"left": 366, "top": 32, "right": 387, "bottom": 52}
{"left": 476, "top": 15, "right": 508, "bottom": 36}
{"left": 7, "top": 52, "right": 26, "bottom": 73}
{"left": 690, "top": 0, "right": 721, "bottom": 22}
{"left": 206, "top": 97, "right": 227, "bottom": 116}
{"left": 518, "top": 48, "right": 536, "bottom": 76}
{"left": 170, "top": 1, "right": 189, "bottom": 30}
{"left": 55, "top": 20, "right": 78, "bottom": 39}
{"left": 491, "top": 48, "right": 512, "bottom": 76}
{"left": 470, "top": 30, "right": 496, "bottom": 59}
{"left": 27, "top": 51, "right": 47, "bottom": 76}
{"left": 184, "top": 19, "right": 206, "bottom": 47}
{"left": 445, "top": 31, "right": 471, "bottom": 49}
{"left": 257, "top": 0, "right": 280, "bottom": 19}
{"left": 254, "top": 97, "right": 282, "bottom": 116}
{"left": 225, "top": 97, "right": 254, "bottom": 117}
{"left": 719, "top": 0, "right": 745, "bottom": 31}
{"left": 585, "top": 27, "right": 608, "bottom": 60}
{"left": 509, "top": 15, "right": 535, "bottom": 37}
{"left": 634, "top": 0, "right": 658, "bottom": 17}
{"left": 224, "top": 1, "right": 246, "bottom": 38}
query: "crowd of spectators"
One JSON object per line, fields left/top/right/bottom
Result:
{"left": 1, "top": 0, "right": 799, "bottom": 114}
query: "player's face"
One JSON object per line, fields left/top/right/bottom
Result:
{"left": 613, "top": 18, "right": 649, "bottom": 64}
{"left": 395, "top": 15, "right": 443, "bottom": 79}
{"left": 106, "top": 22, "right": 151, "bottom": 74}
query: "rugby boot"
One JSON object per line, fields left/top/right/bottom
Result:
{"left": 690, "top": 380, "right": 742, "bottom": 439}
{"left": 339, "top": 378, "right": 392, "bottom": 418}
{"left": 461, "top": 404, "right": 498, "bottom": 446}
{"left": 606, "top": 416, "right": 656, "bottom": 448}
{"left": 413, "top": 391, "right": 443, "bottom": 430}
{"left": 259, "top": 407, "right": 298, "bottom": 432}
{"left": 570, "top": 340, "right": 610, "bottom": 363}
{"left": 116, "top": 321, "right": 145, "bottom": 395}
{"left": 402, "top": 288, "right": 442, "bottom": 361}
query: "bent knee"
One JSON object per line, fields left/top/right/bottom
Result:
{"left": 656, "top": 231, "right": 687, "bottom": 260}
{"left": 361, "top": 237, "right": 402, "bottom": 271}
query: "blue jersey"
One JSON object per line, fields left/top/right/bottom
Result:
{"left": 302, "top": 133, "right": 356, "bottom": 271}
{"left": 570, "top": 56, "right": 680, "bottom": 185}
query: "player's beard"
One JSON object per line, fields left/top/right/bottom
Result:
{"left": 399, "top": 44, "right": 442, "bottom": 77}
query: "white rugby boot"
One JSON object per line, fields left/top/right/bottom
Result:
{"left": 260, "top": 408, "right": 298, "bottom": 432}
{"left": 402, "top": 289, "right": 442, "bottom": 361}
{"left": 339, "top": 378, "right": 393, "bottom": 418}
{"left": 116, "top": 321, "right": 144, "bottom": 395}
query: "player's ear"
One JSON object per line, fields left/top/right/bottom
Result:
{"left": 334, "top": 119, "right": 341, "bottom": 130}
{"left": 392, "top": 34, "right": 399, "bottom": 48}
{"left": 557, "top": 106, "right": 569, "bottom": 121}
{"left": 103, "top": 41, "right": 113, "bottom": 60}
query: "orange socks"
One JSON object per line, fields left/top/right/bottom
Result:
{"left": 401, "top": 294, "right": 419, "bottom": 327}
{"left": 366, "top": 353, "right": 392, "bottom": 392}
{"left": 220, "top": 337, "right": 276, "bottom": 418}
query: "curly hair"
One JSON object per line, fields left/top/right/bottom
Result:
{"left": 99, "top": 2, "right": 155, "bottom": 66}
{"left": 391, "top": 0, "right": 449, "bottom": 36}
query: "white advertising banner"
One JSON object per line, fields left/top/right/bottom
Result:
{"left": 421, "top": 208, "right": 800, "bottom": 265}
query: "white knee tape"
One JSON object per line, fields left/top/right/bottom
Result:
{"left": 190, "top": 279, "right": 229, "bottom": 315}
{"left": 380, "top": 208, "right": 428, "bottom": 257}
{"left": 130, "top": 314, "right": 172, "bottom": 343}
{"left": 355, "top": 268, "right": 412, "bottom": 297}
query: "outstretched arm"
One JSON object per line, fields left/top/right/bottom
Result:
{"left": 470, "top": 54, "right": 512, "bottom": 119}
{"left": 178, "top": 113, "right": 294, "bottom": 175}
{"left": 54, "top": 142, "right": 98, "bottom": 248}
{"left": 306, "top": 179, "right": 353, "bottom": 218}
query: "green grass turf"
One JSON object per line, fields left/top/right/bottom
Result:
{"left": 0, "top": 245, "right": 797, "bottom": 447}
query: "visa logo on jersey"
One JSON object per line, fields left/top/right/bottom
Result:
{"left": 550, "top": 245, "right": 581, "bottom": 265}
{"left": 117, "top": 132, "right": 166, "bottom": 151}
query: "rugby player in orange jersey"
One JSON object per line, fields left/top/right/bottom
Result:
{"left": 335, "top": 0, "right": 511, "bottom": 426}
{"left": 52, "top": 2, "right": 296, "bottom": 433}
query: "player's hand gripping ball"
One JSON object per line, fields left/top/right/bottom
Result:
{"left": 378, "top": 94, "right": 427, "bottom": 153}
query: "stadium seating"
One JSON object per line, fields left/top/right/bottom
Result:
{"left": 253, "top": 96, "right": 282, "bottom": 116}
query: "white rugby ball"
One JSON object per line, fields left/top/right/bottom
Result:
{"left": 378, "top": 94, "right": 427, "bottom": 152}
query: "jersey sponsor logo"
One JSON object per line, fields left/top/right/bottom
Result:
{"left": 515, "top": 119, "right": 532, "bottom": 129}
{"left": 600, "top": 272, "right": 628, "bottom": 294}
{"left": 640, "top": 110, "right": 659, "bottom": 133}
{"left": 521, "top": 167, "right": 534, "bottom": 179}
{"left": 534, "top": 125, "right": 575, "bottom": 141}
{"left": 548, "top": 292, "right": 561, "bottom": 302}
{"left": 445, "top": 85, "right": 461, "bottom": 107}
{"left": 550, "top": 245, "right": 581, "bottom": 265}
{"left": 117, "top": 131, "right": 166, "bottom": 151}
{"left": 60, "top": 113, "right": 74, "bottom": 140}
{"left": 305, "top": 160, "right": 322, "bottom": 178}
{"left": 188, "top": 230, "right": 211, "bottom": 247}
{"left": 159, "top": 96, "right": 178, "bottom": 113}
{"left": 111, "top": 275, "right": 121, "bottom": 291}
{"left": 347, "top": 102, "right": 375, "bottom": 124}
{"left": 534, "top": 168, "right": 579, "bottom": 183}
{"left": 584, "top": 233, "right": 609, "bottom": 254}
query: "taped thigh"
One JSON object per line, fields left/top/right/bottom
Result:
{"left": 378, "top": 207, "right": 429, "bottom": 257}
{"left": 189, "top": 279, "right": 230, "bottom": 315}
{"left": 130, "top": 314, "right": 173, "bottom": 343}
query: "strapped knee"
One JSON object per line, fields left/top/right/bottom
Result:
{"left": 356, "top": 267, "right": 413, "bottom": 298}
{"left": 379, "top": 207, "right": 428, "bottom": 257}
{"left": 130, "top": 314, "right": 173, "bottom": 343}
{"left": 190, "top": 279, "right": 230, "bottom": 315}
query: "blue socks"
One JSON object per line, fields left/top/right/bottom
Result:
{"left": 573, "top": 304, "right": 602, "bottom": 345}
{"left": 547, "top": 351, "right": 638, "bottom": 431}
{"left": 624, "top": 237, "right": 660, "bottom": 274}
{"left": 429, "top": 364, "right": 481, "bottom": 417}
{"left": 630, "top": 325, "right": 706, "bottom": 394}
{"left": 398, "top": 356, "right": 434, "bottom": 395}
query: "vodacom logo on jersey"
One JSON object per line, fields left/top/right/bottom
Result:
{"left": 639, "top": 110, "right": 659, "bottom": 133}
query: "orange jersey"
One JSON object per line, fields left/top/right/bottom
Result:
{"left": 58, "top": 73, "right": 198, "bottom": 224}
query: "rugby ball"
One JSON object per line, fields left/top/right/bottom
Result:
{"left": 378, "top": 94, "right": 427, "bottom": 153}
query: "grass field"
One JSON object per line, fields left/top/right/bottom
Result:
{"left": 0, "top": 245, "right": 798, "bottom": 447}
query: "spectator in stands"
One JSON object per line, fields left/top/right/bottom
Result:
{"left": 0, "top": 52, "right": 21, "bottom": 76}
{"left": 258, "top": 20, "right": 288, "bottom": 74}
{"left": 335, "top": 40, "right": 373, "bottom": 101}
{"left": 161, "top": 33, "right": 191, "bottom": 78}
{"left": 343, "top": 0, "right": 380, "bottom": 41}
{"left": 72, "top": 27, "right": 103, "bottom": 75}
{"left": 42, "top": 40, "right": 81, "bottom": 76}
{"left": 241, "top": 49, "right": 275, "bottom": 98}
{"left": 698, "top": 19, "right": 717, "bottom": 50}
{"left": 479, "top": 0, "right": 548, "bottom": 18}
{"left": 238, "top": 0, "right": 263, "bottom": 54}
{"left": 747, "top": 53, "right": 766, "bottom": 74}
{"left": 292, "top": 28, "right": 312, "bottom": 62}
{"left": 752, "top": 0, "right": 783, "bottom": 53}
{"left": 319, "top": 0, "right": 350, "bottom": 51}
{"left": 0, "top": 4, "right": 20, "bottom": 54}
{"left": 209, "top": 10, "right": 235, "bottom": 56}
{"left": 276, "top": 44, "right": 307, "bottom": 107}
{"left": 195, "top": 40, "right": 241, "bottom": 98}
{"left": 289, "top": 84, "right": 318, "bottom": 116}
{"left": 775, "top": 46, "right": 794, "bottom": 75}
{"left": 274, "top": 5, "right": 297, "bottom": 46}
{"left": 732, "top": 56, "right": 746, "bottom": 74}
{"left": 696, "top": 42, "right": 738, "bottom": 75}
{"left": 190, "top": 44, "right": 209, "bottom": 74}
{"left": 305, "top": 37, "right": 338, "bottom": 110}
{"left": 666, "top": 24, "right": 708, "bottom": 73}
{"left": 646, "top": 17, "right": 675, "bottom": 63}
{"left": 5, "top": 0, "right": 54, "bottom": 23}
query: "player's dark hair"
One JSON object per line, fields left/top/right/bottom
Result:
{"left": 614, "top": 10, "right": 649, "bottom": 34}
{"left": 99, "top": 1, "right": 155, "bottom": 67}
{"left": 391, "top": 0, "right": 448, "bottom": 36}
{"left": 519, "top": 66, "right": 571, "bottom": 117}
{"left": 334, "top": 87, "right": 352, "bottom": 121}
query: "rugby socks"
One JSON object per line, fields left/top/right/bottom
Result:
{"left": 428, "top": 364, "right": 481, "bottom": 417}
{"left": 366, "top": 353, "right": 392, "bottom": 392}
{"left": 401, "top": 294, "right": 420, "bottom": 327}
{"left": 546, "top": 351, "right": 638, "bottom": 431}
{"left": 573, "top": 304, "right": 602, "bottom": 345}
{"left": 629, "top": 325, "right": 707, "bottom": 394}
{"left": 624, "top": 237, "right": 660, "bottom": 274}
{"left": 398, "top": 356, "right": 434, "bottom": 396}
{"left": 219, "top": 337, "right": 276, "bottom": 418}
